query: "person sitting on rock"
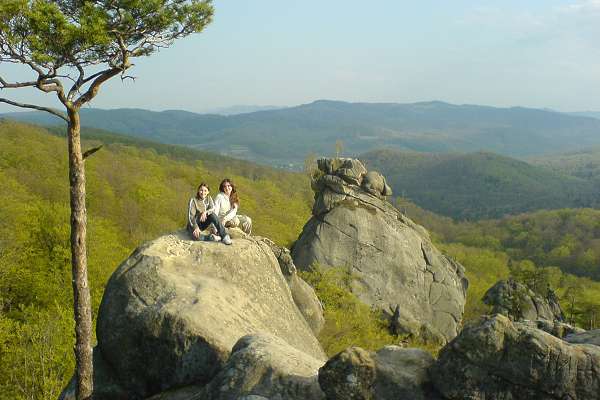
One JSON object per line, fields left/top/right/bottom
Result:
{"left": 188, "top": 182, "right": 232, "bottom": 245}
{"left": 213, "top": 178, "right": 252, "bottom": 235}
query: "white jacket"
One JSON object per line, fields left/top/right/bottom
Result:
{"left": 213, "top": 192, "right": 238, "bottom": 223}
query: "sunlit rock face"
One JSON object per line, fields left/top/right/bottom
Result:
{"left": 292, "top": 158, "right": 468, "bottom": 344}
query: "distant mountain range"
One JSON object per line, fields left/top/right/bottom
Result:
{"left": 201, "top": 105, "right": 284, "bottom": 115}
{"left": 567, "top": 111, "right": 600, "bottom": 120}
{"left": 361, "top": 149, "right": 600, "bottom": 219}
{"left": 4, "top": 100, "right": 600, "bottom": 168}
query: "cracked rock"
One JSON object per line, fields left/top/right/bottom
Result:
{"left": 431, "top": 314, "right": 600, "bottom": 400}
{"left": 94, "top": 230, "right": 326, "bottom": 399}
{"left": 292, "top": 158, "right": 468, "bottom": 343}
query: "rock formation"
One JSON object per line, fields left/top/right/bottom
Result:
{"left": 199, "top": 333, "right": 325, "bottom": 400}
{"left": 61, "top": 230, "right": 325, "bottom": 399}
{"left": 431, "top": 314, "right": 600, "bottom": 400}
{"left": 483, "top": 278, "right": 565, "bottom": 322}
{"left": 318, "top": 346, "right": 440, "bottom": 400}
{"left": 292, "top": 157, "right": 468, "bottom": 343}
{"left": 262, "top": 238, "right": 325, "bottom": 335}
{"left": 565, "top": 329, "right": 600, "bottom": 346}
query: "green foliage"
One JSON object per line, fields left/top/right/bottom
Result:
{"left": 364, "top": 149, "right": 599, "bottom": 220}
{"left": 398, "top": 198, "right": 600, "bottom": 281}
{"left": 0, "top": 120, "right": 313, "bottom": 394}
{"left": 440, "top": 244, "right": 509, "bottom": 322}
{"left": 0, "top": 0, "right": 213, "bottom": 68}
{"left": 300, "top": 265, "right": 441, "bottom": 357}
{"left": 0, "top": 304, "right": 74, "bottom": 400}
{"left": 401, "top": 199, "right": 600, "bottom": 328}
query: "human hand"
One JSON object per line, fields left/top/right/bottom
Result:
{"left": 193, "top": 227, "right": 200, "bottom": 239}
{"left": 200, "top": 211, "right": 207, "bottom": 222}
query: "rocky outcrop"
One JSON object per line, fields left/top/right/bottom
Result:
{"left": 483, "top": 278, "right": 565, "bottom": 322}
{"left": 431, "top": 314, "right": 600, "bottom": 400}
{"left": 292, "top": 158, "right": 468, "bottom": 343}
{"left": 261, "top": 238, "right": 325, "bottom": 335}
{"left": 520, "top": 318, "right": 585, "bottom": 339}
{"left": 565, "top": 329, "right": 600, "bottom": 346}
{"left": 199, "top": 333, "right": 325, "bottom": 400}
{"left": 91, "top": 230, "right": 325, "bottom": 399}
{"left": 318, "top": 346, "right": 440, "bottom": 400}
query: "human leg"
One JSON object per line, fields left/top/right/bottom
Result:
{"left": 237, "top": 215, "right": 252, "bottom": 235}
{"left": 200, "top": 214, "right": 229, "bottom": 239}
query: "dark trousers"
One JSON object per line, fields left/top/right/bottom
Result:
{"left": 196, "top": 213, "right": 228, "bottom": 238}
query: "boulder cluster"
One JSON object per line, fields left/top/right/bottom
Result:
{"left": 59, "top": 158, "right": 600, "bottom": 400}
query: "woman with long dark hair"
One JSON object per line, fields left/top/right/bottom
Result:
{"left": 213, "top": 178, "right": 252, "bottom": 235}
{"left": 187, "top": 182, "right": 232, "bottom": 244}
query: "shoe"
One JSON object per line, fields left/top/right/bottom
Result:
{"left": 210, "top": 234, "right": 221, "bottom": 242}
{"left": 222, "top": 234, "right": 232, "bottom": 245}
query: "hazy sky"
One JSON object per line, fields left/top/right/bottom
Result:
{"left": 1, "top": 0, "right": 599, "bottom": 113}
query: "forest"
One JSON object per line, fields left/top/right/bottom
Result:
{"left": 1, "top": 120, "right": 600, "bottom": 399}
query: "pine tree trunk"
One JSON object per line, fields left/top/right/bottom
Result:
{"left": 67, "top": 108, "right": 93, "bottom": 400}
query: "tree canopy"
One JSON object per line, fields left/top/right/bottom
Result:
{"left": 0, "top": 0, "right": 213, "bottom": 115}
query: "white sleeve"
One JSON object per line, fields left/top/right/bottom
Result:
{"left": 223, "top": 204, "right": 238, "bottom": 224}
{"left": 213, "top": 194, "right": 223, "bottom": 218}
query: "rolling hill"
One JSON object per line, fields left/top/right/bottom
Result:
{"left": 361, "top": 149, "right": 599, "bottom": 220}
{"left": 4, "top": 100, "right": 600, "bottom": 167}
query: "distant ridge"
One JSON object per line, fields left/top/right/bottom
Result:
{"left": 4, "top": 100, "right": 600, "bottom": 167}
{"left": 361, "top": 149, "right": 600, "bottom": 220}
{"left": 567, "top": 111, "right": 600, "bottom": 120}
{"left": 203, "top": 104, "right": 284, "bottom": 115}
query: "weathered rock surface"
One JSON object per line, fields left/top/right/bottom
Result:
{"left": 292, "top": 157, "right": 468, "bottom": 343}
{"left": 199, "top": 333, "right": 325, "bottom": 400}
{"left": 261, "top": 238, "right": 325, "bottom": 335}
{"left": 95, "top": 230, "right": 326, "bottom": 398}
{"left": 483, "top": 278, "right": 565, "bottom": 322}
{"left": 565, "top": 329, "right": 600, "bottom": 346}
{"left": 431, "top": 314, "right": 600, "bottom": 400}
{"left": 521, "top": 318, "right": 585, "bottom": 339}
{"left": 318, "top": 346, "right": 439, "bottom": 400}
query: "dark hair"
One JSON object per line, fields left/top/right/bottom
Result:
{"left": 219, "top": 178, "right": 239, "bottom": 206}
{"left": 195, "top": 182, "right": 209, "bottom": 200}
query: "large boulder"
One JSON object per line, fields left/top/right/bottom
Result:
{"left": 95, "top": 230, "right": 326, "bottom": 398}
{"left": 199, "top": 333, "right": 325, "bottom": 400}
{"left": 261, "top": 238, "right": 325, "bottom": 335}
{"left": 318, "top": 346, "right": 440, "bottom": 400}
{"left": 483, "top": 278, "right": 565, "bottom": 322}
{"left": 431, "top": 314, "right": 600, "bottom": 400}
{"left": 292, "top": 157, "right": 468, "bottom": 343}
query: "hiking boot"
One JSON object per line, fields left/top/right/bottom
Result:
{"left": 222, "top": 234, "right": 232, "bottom": 245}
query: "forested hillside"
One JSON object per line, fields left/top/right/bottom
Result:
{"left": 1, "top": 120, "right": 600, "bottom": 399}
{"left": 5, "top": 100, "right": 600, "bottom": 167}
{"left": 362, "top": 149, "right": 599, "bottom": 219}
{"left": 529, "top": 147, "right": 600, "bottom": 182}
{"left": 395, "top": 198, "right": 600, "bottom": 326}
{"left": 0, "top": 120, "right": 312, "bottom": 399}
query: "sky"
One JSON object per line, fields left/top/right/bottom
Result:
{"left": 1, "top": 0, "right": 599, "bottom": 113}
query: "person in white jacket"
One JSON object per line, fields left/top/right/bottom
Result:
{"left": 213, "top": 178, "right": 252, "bottom": 235}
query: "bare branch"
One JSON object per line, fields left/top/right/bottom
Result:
{"left": 121, "top": 75, "right": 136, "bottom": 82}
{"left": 83, "top": 145, "right": 103, "bottom": 159}
{"left": 0, "top": 98, "right": 68, "bottom": 122}
{"left": 74, "top": 66, "right": 123, "bottom": 108}
{"left": 0, "top": 77, "right": 39, "bottom": 89}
